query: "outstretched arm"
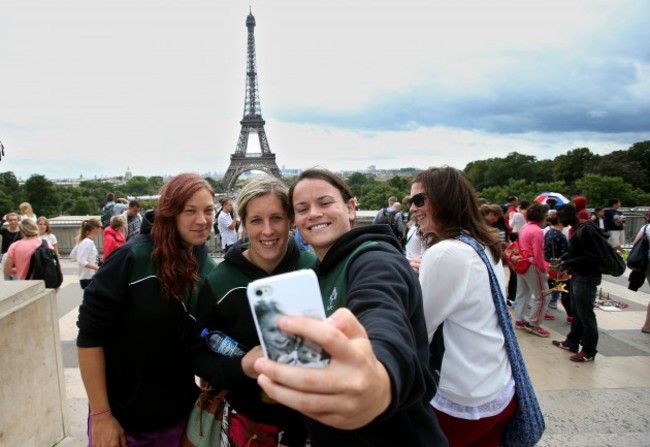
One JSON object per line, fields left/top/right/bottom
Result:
{"left": 254, "top": 308, "right": 391, "bottom": 430}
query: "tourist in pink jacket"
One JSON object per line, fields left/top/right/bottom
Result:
{"left": 513, "top": 203, "right": 551, "bottom": 337}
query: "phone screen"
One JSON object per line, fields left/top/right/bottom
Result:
{"left": 247, "top": 270, "right": 330, "bottom": 368}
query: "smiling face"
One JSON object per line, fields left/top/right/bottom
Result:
{"left": 292, "top": 178, "right": 356, "bottom": 260}
{"left": 258, "top": 311, "right": 294, "bottom": 359}
{"left": 242, "top": 193, "right": 290, "bottom": 273}
{"left": 409, "top": 182, "right": 437, "bottom": 235}
{"left": 175, "top": 188, "right": 215, "bottom": 247}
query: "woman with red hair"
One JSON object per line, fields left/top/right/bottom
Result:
{"left": 77, "top": 173, "right": 218, "bottom": 447}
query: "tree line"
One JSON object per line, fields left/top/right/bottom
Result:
{"left": 1, "top": 141, "right": 649, "bottom": 219}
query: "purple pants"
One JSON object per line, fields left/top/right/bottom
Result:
{"left": 87, "top": 413, "right": 187, "bottom": 447}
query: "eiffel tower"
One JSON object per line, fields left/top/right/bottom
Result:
{"left": 222, "top": 9, "right": 281, "bottom": 191}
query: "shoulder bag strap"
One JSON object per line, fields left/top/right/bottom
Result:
{"left": 455, "top": 235, "right": 544, "bottom": 396}
{"left": 454, "top": 234, "right": 521, "bottom": 360}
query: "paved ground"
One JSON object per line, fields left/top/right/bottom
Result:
{"left": 51, "top": 259, "right": 650, "bottom": 447}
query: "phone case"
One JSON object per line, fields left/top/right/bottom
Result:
{"left": 247, "top": 270, "right": 330, "bottom": 367}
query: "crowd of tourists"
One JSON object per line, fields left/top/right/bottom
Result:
{"left": 2, "top": 169, "right": 650, "bottom": 447}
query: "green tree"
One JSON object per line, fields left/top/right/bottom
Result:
{"left": 464, "top": 159, "right": 491, "bottom": 191}
{"left": 123, "top": 176, "right": 152, "bottom": 196}
{"left": 0, "top": 190, "right": 14, "bottom": 214}
{"left": 23, "top": 175, "right": 62, "bottom": 217}
{"left": 387, "top": 175, "right": 411, "bottom": 192}
{"left": 353, "top": 180, "right": 408, "bottom": 211}
{"left": 575, "top": 174, "right": 650, "bottom": 207}
{"left": 591, "top": 149, "right": 649, "bottom": 192}
{"left": 68, "top": 197, "right": 100, "bottom": 215}
{"left": 0, "top": 171, "right": 20, "bottom": 197}
{"left": 0, "top": 171, "right": 21, "bottom": 212}
{"left": 148, "top": 176, "right": 165, "bottom": 193}
{"left": 551, "top": 148, "right": 597, "bottom": 185}
{"left": 465, "top": 152, "right": 542, "bottom": 191}
{"left": 347, "top": 172, "right": 375, "bottom": 190}
{"left": 205, "top": 177, "right": 224, "bottom": 195}
{"left": 478, "top": 178, "right": 534, "bottom": 205}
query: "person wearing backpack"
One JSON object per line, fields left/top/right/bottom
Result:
{"left": 100, "top": 193, "right": 116, "bottom": 229}
{"left": 552, "top": 204, "right": 607, "bottom": 362}
{"left": 3, "top": 218, "right": 54, "bottom": 280}
{"left": 372, "top": 196, "right": 405, "bottom": 242}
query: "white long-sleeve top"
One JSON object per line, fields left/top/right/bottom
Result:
{"left": 404, "top": 226, "right": 426, "bottom": 261}
{"left": 71, "top": 237, "right": 98, "bottom": 280}
{"left": 509, "top": 211, "right": 526, "bottom": 233}
{"left": 419, "top": 239, "right": 514, "bottom": 418}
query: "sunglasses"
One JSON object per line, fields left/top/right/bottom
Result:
{"left": 410, "top": 192, "right": 427, "bottom": 208}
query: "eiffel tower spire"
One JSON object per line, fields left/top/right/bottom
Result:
{"left": 222, "top": 9, "right": 281, "bottom": 191}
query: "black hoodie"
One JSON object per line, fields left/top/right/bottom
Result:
{"left": 192, "top": 237, "right": 316, "bottom": 445}
{"left": 76, "top": 209, "right": 215, "bottom": 431}
{"left": 307, "top": 225, "right": 447, "bottom": 447}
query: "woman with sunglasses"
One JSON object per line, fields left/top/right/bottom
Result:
{"left": 254, "top": 168, "right": 446, "bottom": 447}
{"left": 410, "top": 167, "right": 516, "bottom": 446}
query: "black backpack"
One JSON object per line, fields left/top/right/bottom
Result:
{"left": 27, "top": 240, "right": 64, "bottom": 289}
{"left": 378, "top": 208, "right": 401, "bottom": 239}
{"left": 101, "top": 203, "right": 115, "bottom": 228}
{"left": 598, "top": 243, "right": 627, "bottom": 277}
{"left": 576, "top": 222, "right": 626, "bottom": 277}
{"left": 213, "top": 209, "right": 223, "bottom": 234}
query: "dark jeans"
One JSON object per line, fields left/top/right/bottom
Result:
{"left": 561, "top": 278, "right": 574, "bottom": 318}
{"left": 507, "top": 265, "right": 517, "bottom": 300}
{"left": 566, "top": 274, "right": 601, "bottom": 356}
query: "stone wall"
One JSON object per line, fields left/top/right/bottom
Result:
{"left": 0, "top": 281, "right": 69, "bottom": 446}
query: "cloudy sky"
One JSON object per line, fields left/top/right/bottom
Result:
{"left": 1, "top": 0, "right": 649, "bottom": 181}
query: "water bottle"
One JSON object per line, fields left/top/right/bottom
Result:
{"left": 201, "top": 328, "right": 247, "bottom": 357}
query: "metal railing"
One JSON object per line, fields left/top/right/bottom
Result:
{"left": 2, "top": 210, "right": 645, "bottom": 256}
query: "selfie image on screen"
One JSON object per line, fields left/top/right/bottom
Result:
{"left": 254, "top": 298, "right": 330, "bottom": 367}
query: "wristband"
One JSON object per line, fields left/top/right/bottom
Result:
{"left": 90, "top": 408, "right": 111, "bottom": 417}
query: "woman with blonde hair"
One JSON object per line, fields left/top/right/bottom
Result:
{"left": 77, "top": 173, "right": 217, "bottom": 447}
{"left": 19, "top": 202, "right": 37, "bottom": 221}
{"left": 193, "top": 176, "right": 315, "bottom": 446}
{"left": 37, "top": 216, "right": 60, "bottom": 259}
{"left": 3, "top": 218, "right": 53, "bottom": 280}
{"left": 70, "top": 218, "right": 102, "bottom": 289}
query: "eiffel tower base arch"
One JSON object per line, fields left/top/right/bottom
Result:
{"left": 222, "top": 154, "right": 282, "bottom": 191}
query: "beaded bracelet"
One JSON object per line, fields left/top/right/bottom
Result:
{"left": 90, "top": 408, "right": 111, "bottom": 417}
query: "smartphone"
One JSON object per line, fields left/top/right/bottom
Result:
{"left": 247, "top": 269, "right": 330, "bottom": 368}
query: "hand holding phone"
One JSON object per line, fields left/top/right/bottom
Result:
{"left": 247, "top": 270, "right": 330, "bottom": 367}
